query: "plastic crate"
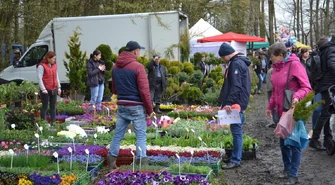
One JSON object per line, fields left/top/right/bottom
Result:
{"left": 73, "top": 172, "right": 90, "bottom": 185}
{"left": 193, "top": 160, "right": 221, "bottom": 176}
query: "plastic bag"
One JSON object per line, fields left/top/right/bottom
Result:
{"left": 284, "top": 120, "right": 309, "bottom": 148}
{"left": 273, "top": 108, "right": 296, "bottom": 139}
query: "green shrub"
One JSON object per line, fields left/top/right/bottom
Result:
{"left": 169, "top": 60, "right": 183, "bottom": 71}
{"left": 192, "top": 52, "right": 203, "bottom": 66}
{"left": 118, "top": 46, "right": 126, "bottom": 55}
{"left": 203, "top": 87, "right": 220, "bottom": 106}
{"left": 138, "top": 56, "right": 150, "bottom": 66}
{"left": 183, "top": 65, "right": 194, "bottom": 75}
{"left": 183, "top": 86, "right": 203, "bottom": 103}
{"left": 188, "top": 70, "right": 204, "bottom": 88}
{"left": 176, "top": 72, "right": 189, "bottom": 84}
{"left": 168, "top": 66, "right": 180, "bottom": 75}
{"left": 160, "top": 58, "right": 170, "bottom": 68}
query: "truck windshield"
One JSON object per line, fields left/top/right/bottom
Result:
{"left": 17, "top": 45, "right": 48, "bottom": 67}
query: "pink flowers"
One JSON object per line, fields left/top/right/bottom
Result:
{"left": 0, "top": 140, "right": 24, "bottom": 151}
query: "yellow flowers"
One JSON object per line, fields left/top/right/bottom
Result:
{"left": 18, "top": 176, "right": 33, "bottom": 185}
{"left": 59, "top": 174, "right": 77, "bottom": 185}
{"left": 159, "top": 104, "right": 183, "bottom": 110}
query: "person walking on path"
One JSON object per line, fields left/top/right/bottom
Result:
{"left": 37, "top": 51, "right": 61, "bottom": 124}
{"left": 265, "top": 43, "right": 311, "bottom": 184}
{"left": 309, "top": 37, "right": 335, "bottom": 151}
{"left": 218, "top": 43, "right": 251, "bottom": 169}
{"left": 108, "top": 41, "right": 153, "bottom": 172}
{"left": 146, "top": 54, "right": 167, "bottom": 114}
{"left": 87, "top": 49, "right": 105, "bottom": 112}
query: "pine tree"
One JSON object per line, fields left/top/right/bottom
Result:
{"left": 293, "top": 91, "right": 324, "bottom": 122}
{"left": 63, "top": 27, "right": 87, "bottom": 96}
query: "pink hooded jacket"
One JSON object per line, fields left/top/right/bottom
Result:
{"left": 267, "top": 53, "right": 312, "bottom": 116}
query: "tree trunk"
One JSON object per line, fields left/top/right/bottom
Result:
{"left": 315, "top": 0, "right": 320, "bottom": 40}
{"left": 309, "top": 0, "right": 314, "bottom": 46}
{"left": 324, "top": 0, "right": 330, "bottom": 36}
{"left": 296, "top": 0, "right": 300, "bottom": 41}
{"left": 268, "top": 0, "right": 274, "bottom": 44}
{"left": 300, "top": 0, "right": 304, "bottom": 43}
{"left": 259, "top": 0, "right": 266, "bottom": 38}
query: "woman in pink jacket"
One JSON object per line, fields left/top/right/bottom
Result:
{"left": 265, "top": 43, "right": 311, "bottom": 185}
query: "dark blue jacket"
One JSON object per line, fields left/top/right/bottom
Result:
{"left": 218, "top": 54, "right": 251, "bottom": 111}
{"left": 112, "top": 51, "right": 153, "bottom": 115}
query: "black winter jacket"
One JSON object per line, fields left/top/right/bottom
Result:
{"left": 315, "top": 41, "right": 335, "bottom": 93}
{"left": 86, "top": 58, "right": 105, "bottom": 87}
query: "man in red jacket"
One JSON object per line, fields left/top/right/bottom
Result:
{"left": 108, "top": 41, "right": 153, "bottom": 172}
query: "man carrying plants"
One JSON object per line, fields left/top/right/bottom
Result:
{"left": 108, "top": 41, "right": 153, "bottom": 171}
{"left": 218, "top": 43, "right": 251, "bottom": 169}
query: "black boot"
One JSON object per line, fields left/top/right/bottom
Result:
{"left": 108, "top": 156, "right": 118, "bottom": 172}
{"left": 154, "top": 104, "right": 162, "bottom": 114}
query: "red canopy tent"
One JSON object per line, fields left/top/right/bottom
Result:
{"left": 197, "top": 32, "right": 266, "bottom": 43}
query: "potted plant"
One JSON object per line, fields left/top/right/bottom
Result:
{"left": 63, "top": 27, "right": 87, "bottom": 101}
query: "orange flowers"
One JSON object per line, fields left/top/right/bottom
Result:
{"left": 59, "top": 174, "right": 77, "bottom": 185}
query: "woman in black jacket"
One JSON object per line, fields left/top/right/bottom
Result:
{"left": 87, "top": 50, "right": 106, "bottom": 112}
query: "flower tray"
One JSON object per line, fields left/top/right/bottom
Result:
{"left": 193, "top": 160, "right": 221, "bottom": 176}
{"left": 73, "top": 171, "right": 91, "bottom": 185}
{"left": 169, "top": 171, "right": 212, "bottom": 181}
{"left": 224, "top": 145, "right": 258, "bottom": 160}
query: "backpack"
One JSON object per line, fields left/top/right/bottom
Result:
{"left": 306, "top": 55, "right": 324, "bottom": 85}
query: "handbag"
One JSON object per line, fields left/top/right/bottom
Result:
{"left": 274, "top": 108, "right": 296, "bottom": 139}
{"left": 283, "top": 61, "right": 295, "bottom": 111}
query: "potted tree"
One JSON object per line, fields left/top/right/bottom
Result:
{"left": 63, "top": 27, "right": 87, "bottom": 102}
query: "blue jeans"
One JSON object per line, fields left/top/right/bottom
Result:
{"left": 312, "top": 93, "right": 322, "bottom": 130}
{"left": 261, "top": 71, "right": 267, "bottom": 82}
{"left": 90, "top": 84, "right": 104, "bottom": 111}
{"left": 109, "top": 105, "right": 147, "bottom": 159}
{"left": 229, "top": 113, "right": 245, "bottom": 165}
{"left": 280, "top": 138, "right": 301, "bottom": 177}
{"left": 257, "top": 73, "right": 263, "bottom": 91}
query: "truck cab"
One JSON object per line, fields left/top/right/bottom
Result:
{"left": 0, "top": 42, "right": 50, "bottom": 84}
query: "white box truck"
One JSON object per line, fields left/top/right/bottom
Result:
{"left": 0, "top": 11, "right": 188, "bottom": 86}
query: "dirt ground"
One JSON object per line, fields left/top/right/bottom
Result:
{"left": 221, "top": 91, "right": 335, "bottom": 185}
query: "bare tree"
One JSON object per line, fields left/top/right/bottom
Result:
{"left": 268, "top": 0, "right": 275, "bottom": 44}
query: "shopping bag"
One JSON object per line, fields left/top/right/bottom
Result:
{"left": 273, "top": 108, "right": 296, "bottom": 139}
{"left": 284, "top": 120, "right": 309, "bottom": 148}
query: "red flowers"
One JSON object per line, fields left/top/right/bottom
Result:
{"left": 116, "top": 148, "right": 220, "bottom": 157}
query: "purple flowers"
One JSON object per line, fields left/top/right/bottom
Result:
{"left": 97, "top": 170, "right": 210, "bottom": 185}
{"left": 59, "top": 154, "right": 102, "bottom": 164}
{"left": 28, "top": 173, "right": 61, "bottom": 185}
